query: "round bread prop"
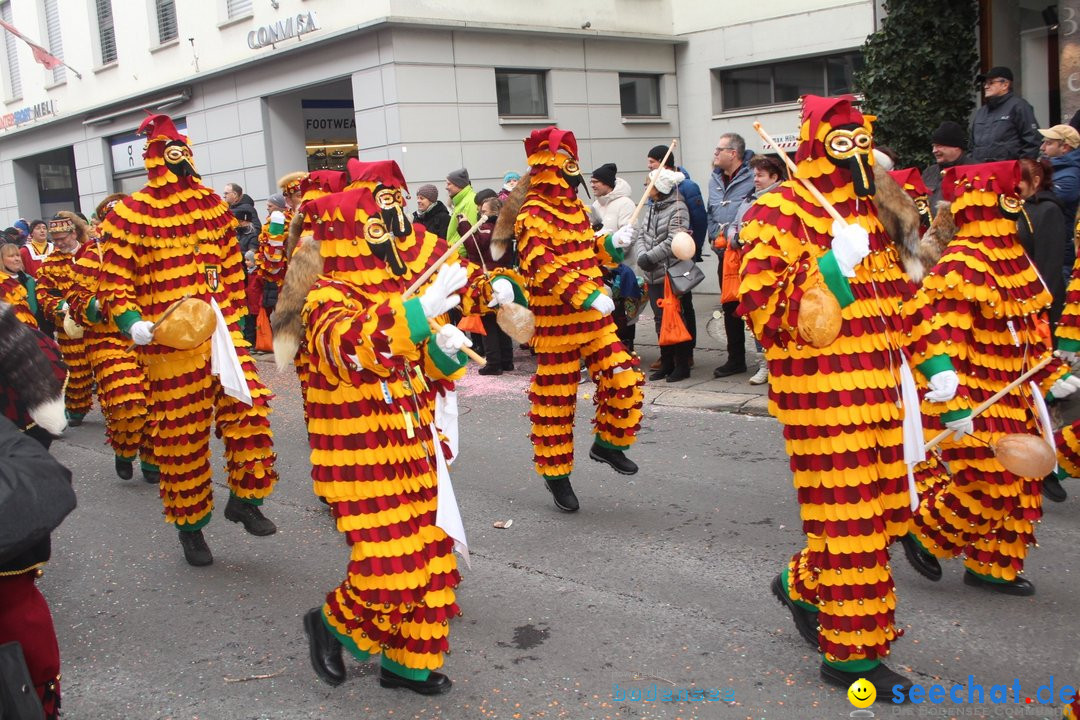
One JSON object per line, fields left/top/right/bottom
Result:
{"left": 797, "top": 284, "right": 842, "bottom": 348}
{"left": 154, "top": 297, "right": 217, "bottom": 349}
{"left": 671, "top": 231, "right": 695, "bottom": 260}
{"left": 497, "top": 302, "right": 535, "bottom": 344}
{"left": 993, "top": 434, "right": 1056, "bottom": 477}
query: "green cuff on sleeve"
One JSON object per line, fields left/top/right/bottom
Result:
{"left": 115, "top": 309, "right": 142, "bottom": 336}
{"left": 403, "top": 298, "right": 432, "bottom": 345}
{"left": 940, "top": 408, "right": 971, "bottom": 424}
{"left": 816, "top": 251, "right": 856, "bottom": 308}
{"left": 86, "top": 297, "right": 101, "bottom": 324}
{"left": 493, "top": 274, "right": 528, "bottom": 308}
{"left": 583, "top": 289, "right": 601, "bottom": 311}
{"left": 428, "top": 340, "right": 468, "bottom": 376}
{"left": 25, "top": 278, "right": 38, "bottom": 316}
{"left": 917, "top": 354, "right": 955, "bottom": 380}
{"left": 603, "top": 234, "right": 625, "bottom": 264}
{"left": 1058, "top": 337, "right": 1080, "bottom": 352}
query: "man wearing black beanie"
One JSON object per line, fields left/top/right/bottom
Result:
{"left": 922, "top": 120, "right": 973, "bottom": 208}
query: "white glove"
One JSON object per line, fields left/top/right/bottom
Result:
{"left": 944, "top": 414, "right": 974, "bottom": 440}
{"left": 419, "top": 264, "right": 469, "bottom": 319}
{"left": 1050, "top": 374, "right": 1080, "bottom": 400}
{"left": 830, "top": 220, "right": 870, "bottom": 278}
{"left": 130, "top": 320, "right": 155, "bottom": 346}
{"left": 589, "top": 293, "right": 615, "bottom": 317}
{"left": 611, "top": 225, "right": 635, "bottom": 249}
{"left": 1058, "top": 349, "right": 1078, "bottom": 364}
{"left": 487, "top": 278, "right": 514, "bottom": 308}
{"left": 925, "top": 370, "right": 959, "bottom": 403}
{"left": 434, "top": 323, "right": 473, "bottom": 355}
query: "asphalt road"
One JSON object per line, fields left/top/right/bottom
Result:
{"left": 42, "top": 350, "right": 1080, "bottom": 720}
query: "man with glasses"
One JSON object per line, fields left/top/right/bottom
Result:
{"left": 707, "top": 134, "right": 754, "bottom": 378}
{"left": 970, "top": 66, "right": 1041, "bottom": 163}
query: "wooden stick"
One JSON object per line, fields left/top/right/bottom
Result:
{"left": 402, "top": 215, "right": 490, "bottom": 300}
{"left": 752, "top": 121, "right": 845, "bottom": 225}
{"left": 925, "top": 354, "right": 1056, "bottom": 451}
{"left": 428, "top": 319, "right": 486, "bottom": 366}
{"left": 628, "top": 138, "right": 678, "bottom": 226}
{"left": 127, "top": 293, "right": 192, "bottom": 350}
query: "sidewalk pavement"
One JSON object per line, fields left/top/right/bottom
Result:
{"left": 628, "top": 292, "right": 772, "bottom": 418}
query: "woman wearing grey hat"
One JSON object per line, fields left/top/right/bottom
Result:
{"left": 411, "top": 184, "right": 451, "bottom": 240}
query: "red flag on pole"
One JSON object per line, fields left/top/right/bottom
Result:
{"left": 0, "top": 18, "right": 64, "bottom": 71}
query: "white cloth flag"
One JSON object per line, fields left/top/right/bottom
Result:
{"left": 899, "top": 354, "right": 926, "bottom": 511}
{"left": 435, "top": 389, "right": 460, "bottom": 462}
{"left": 209, "top": 297, "right": 252, "bottom": 405}
{"left": 431, "top": 422, "right": 469, "bottom": 568}
{"left": 1030, "top": 380, "right": 1057, "bottom": 454}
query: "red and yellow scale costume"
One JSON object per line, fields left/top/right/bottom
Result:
{"left": 1052, "top": 240, "right": 1080, "bottom": 477}
{"left": 0, "top": 274, "right": 38, "bottom": 327}
{"left": 256, "top": 172, "right": 305, "bottom": 291}
{"left": 35, "top": 218, "right": 95, "bottom": 422}
{"left": 515, "top": 127, "right": 643, "bottom": 481}
{"left": 95, "top": 114, "right": 277, "bottom": 530}
{"left": 909, "top": 161, "right": 1066, "bottom": 583}
{"left": 64, "top": 226, "right": 153, "bottom": 472}
{"left": 299, "top": 161, "right": 465, "bottom": 680}
{"left": 736, "top": 96, "right": 963, "bottom": 669}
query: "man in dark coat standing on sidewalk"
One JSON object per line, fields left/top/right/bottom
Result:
{"left": 969, "top": 66, "right": 1041, "bottom": 162}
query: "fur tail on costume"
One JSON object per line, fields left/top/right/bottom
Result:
{"left": 0, "top": 302, "right": 67, "bottom": 435}
{"left": 872, "top": 164, "right": 924, "bottom": 279}
{"left": 490, "top": 171, "right": 531, "bottom": 262}
{"left": 271, "top": 235, "right": 322, "bottom": 371}
{"left": 917, "top": 202, "right": 956, "bottom": 273}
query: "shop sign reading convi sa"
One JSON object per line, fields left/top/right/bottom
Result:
{"left": 247, "top": 11, "right": 319, "bottom": 50}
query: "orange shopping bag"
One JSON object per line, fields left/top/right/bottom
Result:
{"left": 720, "top": 247, "right": 742, "bottom": 304}
{"left": 658, "top": 275, "right": 691, "bottom": 346}
{"left": 255, "top": 307, "right": 274, "bottom": 352}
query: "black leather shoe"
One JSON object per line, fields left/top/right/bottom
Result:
{"left": 544, "top": 477, "right": 579, "bottom": 512}
{"left": 501, "top": 362, "right": 514, "bottom": 371}
{"left": 477, "top": 364, "right": 502, "bottom": 376}
{"left": 224, "top": 495, "right": 277, "bottom": 536}
{"left": 899, "top": 534, "right": 942, "bottom": 581}
{"left": 1043, "top": 472, "right": 1067, "bottom": 502}
{"left": 963, "top": 570, "right": 1035, "bottom": 596}
{"left": 303, "top": 608, "right": 346, "bottom": 687}
{"left": 712, "top": 362, "right": 747, "bottom": 378}
{"left": 666, "top": 366, "right": 690, "bottom": 382}
{"left": 142, "top": 466, "right": 160, "bottom": 484}
{"left": 649, "top": 366, "right": 672, "bottom": 381}
{"left": 66, "top": 413, "right": 83, "bottom": 427}
{"left": 178, "top": 530, "right": 213, "bottom": 566}
{"left": 589, "top": 442, "right": 638, "bottom": 475}
{"left": 820, "top": 660, "right": 913, "bottom": 700}
{"left": 115, "top": 457, "right": 134, "bottom": 480}
{"left": 770, "top": 574, "right": 818, "bottom": 648}
{"left": 379, "top": 668, "right": 452, "bottom": 695}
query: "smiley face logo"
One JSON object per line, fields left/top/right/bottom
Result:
{"left": 848, "top": 678, "right": 876, "bottom": 708}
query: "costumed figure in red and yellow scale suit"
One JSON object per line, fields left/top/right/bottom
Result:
{"left": 298, "top": 160, "right": 472, "bottom": 695}
{"left": 737, "top": 95, "right": 965, "bottom": 695}
{"left": 95, "top": 114, "right": 279, "bottom": 567}
{"left": 896, "top": 161, "right": 1073, "bottom": 596}
{"left": 508, "top": 126, "right": 644, "bottom": 513}
{"left": 63, "top": 197, "right": 158, "bottom": 484}
{"left": 255, "top": 172, "right": 306, "bottom": 300}
{"left": 1045, "top": 227, "right": 1080, "bottom": 502}
{"left": 35, "top": 213, "right": 96, "bottom": 426}
{"left": 886, "top": 168, "right": 932, "bottom": 233}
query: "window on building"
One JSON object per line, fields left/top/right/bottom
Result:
{"left": 495, "top": 69, "right": 547, "bottom": 117}
{"left": 0, "top": 1, "right": 22, "bottom": 98}
{"left": 95, "top": 0, "right": 116, "bottom": 64}
{"left": 155, "top": 0, "right": 177, "bottom": 44}
{"left": 226, "top": 0, "right": 252, "bottom": 20}
{"left": 42, "top": 0, "right": 64, "bottom": 83}
{"left": 619, "top": 74, "right": 661, "bottom": 117}
{"left": 717, "top": 51, "right": 864, "bottom": 111}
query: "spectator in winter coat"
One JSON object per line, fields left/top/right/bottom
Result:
{"left": 446, "top": 168, "right": 479, "bottom": 247}
{"left": 1039, "top": 124, "right": 1080, "bottom": 225}
{"left": 411, "top": 184, "right": 452, "bottom": 240}
{"left": 922, "top": 121, "right": 974, "bottom": 208}
{"left": 647, "top": 145, "right": 707, "bottom": 261}
{"left": 1017, "top": 157, "right": 1069, "bottom": 327}
{"left": 969, "top": 66, "right": 1042, "bottom": 162}
{"left": 591, "top": 163, "right": 641, "bottom": 351}
{"left": 223, "top": 182, "right": 262, "bottom": 234}
{"left": 707, "top": 133, "right": 755, "bottom": 378}
{"left": 498, "top": 172, "right": 520, "bottom": 201}
{"left": 233, "top": 204, "right": 260, "bottom": 256}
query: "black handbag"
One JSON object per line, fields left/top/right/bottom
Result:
{"left": 0, "top": 642, "right": 44, "bottom": 719}
{"left": 666, "top": 259, "right": 705, "bottom": 296}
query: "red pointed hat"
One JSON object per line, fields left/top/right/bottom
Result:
{"left": 137, "top": 112, "right": 187, "bottom": 143}
{"left": 524, "top": 126, "right": 578, "bottom": 159}
{"left": 796, "top": 95, "right": 867, "bottom": 163}
{"left": 941, "top": 161, "right": 1021, "bottom": 201}
{"left": 302, "top": 170, "right": 348, "bottom": 196}
{"left": 347, "top": 159, "right": 408, "bottom": 192}
{"left": 888, "top": 168, "right": 930, "bottom": 197}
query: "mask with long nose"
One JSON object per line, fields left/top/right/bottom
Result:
{"left": 824, "top": 123, "right": 876, "bottom": 197}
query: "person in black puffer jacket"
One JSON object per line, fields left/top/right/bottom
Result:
{"left": 1017, "top": 157, "right": 1068, "bottom": 328}
{"left": 411, "top": 184, "right": 452, "bottom": 240}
